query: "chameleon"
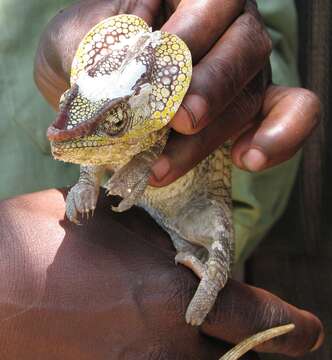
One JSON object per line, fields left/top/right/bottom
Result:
{"left": 47, "top": 14, "right": 294, "bottom": 358}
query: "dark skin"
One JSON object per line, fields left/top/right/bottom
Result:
{"left": 0, "top": 190, "right": 324, "bottom": 359}
{"left": 35, "top": 0, "right": 321, "bottom": 182}
{"left": 21, "top": 0, "right": 323, "bottom": 358}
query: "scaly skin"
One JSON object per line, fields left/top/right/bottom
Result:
{"left": 140, "top": 143, "right": 233, "bottom": 325}
{"left": 47, "top": 14, "right": 295, "bottom": 359}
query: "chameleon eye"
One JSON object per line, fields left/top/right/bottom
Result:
{"left": 99, "top": 102, "right": 131, "bottom": 136}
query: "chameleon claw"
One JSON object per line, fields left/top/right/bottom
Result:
{"left": 111, "top": 200, "right": 133, "bottom": 213}
{"left": 70, "top": 216, "right": 81, "bottom": 226}
{"left": 185, "top": 305, "right": 206, "bottom": 327}
{"left": 111, "top": 205, "right": 124, "bottom": 213}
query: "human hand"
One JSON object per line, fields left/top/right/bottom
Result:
{"left": 0, "top": 189, "right": 324, "bottom": 359}
{"left": 34, "top": 0, "right": 320, "bottom": 186}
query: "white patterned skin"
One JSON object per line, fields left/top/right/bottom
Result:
{"left": 47, "top": 14, "right": 233, "bottom": 328}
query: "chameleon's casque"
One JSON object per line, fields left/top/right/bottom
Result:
{"left": 47, "top": 15, "right": 294, "bottom": 359}
{"left": 47, "top": 14, "right": 192, "bottom": 168}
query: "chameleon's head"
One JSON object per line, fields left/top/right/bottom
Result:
{"left": 47, "top": 15, "right": 192, "bottom": 166}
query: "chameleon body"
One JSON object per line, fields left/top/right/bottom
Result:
{"left": 48, "top": 14, "right": 233, "bottom": 327}
{"left": 47, "top": 15, "right": 294, "bottom": 358}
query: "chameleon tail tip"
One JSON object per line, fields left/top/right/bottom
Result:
{"left": 219, "top": 323, "right": 295, "bottom": 360}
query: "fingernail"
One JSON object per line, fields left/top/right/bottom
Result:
{"left": 311, "top": 330, "right": 325, "bottom": 352}
{"left": 180, "top": 94, "right": 208, "bottom": 129}
{"left": 310, "top": 319, "right": 325, "bottom": 352}
{"left": 241, "top": 149, "right": 267, "bottom": 172}
{"left": 151, "top": 157, "right": 171, "bottom": 182}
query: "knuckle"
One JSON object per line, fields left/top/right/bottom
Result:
{"left": 290, "top": 88, "right": 322, "bottom": 129}
{"left": 204, "top": 59, "right": 238, "bottom": 100}
{"left": 239, "top": 12, "right": 273, "bottom": 59}
{"left": 227, "top": 86, "right": 262, "bottom": 120}
{"left": 297, "top": 88, "right": 321, "bottom": 114}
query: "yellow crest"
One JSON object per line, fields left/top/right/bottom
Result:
{"left": 71, "top": 14, "right": 192, "bottom": 134}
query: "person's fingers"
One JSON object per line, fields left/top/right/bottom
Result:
{"left": 231, "top": 85, "right": 321, "bottom": 171}
{"left": 34, "top": 46, "right": 69, "bottom": 110}
{"left": 150, "top": 83, "right": 321, "bottom": 186}
{"left": 167, "top": 1, "right": 272, "bottom": 135}
{"left": 201, "top": 279, "right": 324, "bottom": 357}
{"left": 150, "top": 73, "right": 265, "bottom": 186}
{"left": 162, "top": 0, "right": 245, "bottom": 62}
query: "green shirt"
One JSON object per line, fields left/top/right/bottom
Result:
{"left": 0, "top": 0, "right": 300, "bottom": 264}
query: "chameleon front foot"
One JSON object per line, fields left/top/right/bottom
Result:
{"left": 66, "top": 183, "right": 99, "bottom": 224}
{"left": 105, "top": 155, "right": 152, "bottom": 212}
{"left": 106, "top": 178, "right": 141, "bottom": 212}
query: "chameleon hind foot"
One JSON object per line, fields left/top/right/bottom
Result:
{"left": 185, "top": 246, "right": 230, "bottom": 326}
{"left": 164, "top": 197, "right": 232, "bottom": 326}
{"left": 185, "top": 275, "right": 220, "bottom": 326}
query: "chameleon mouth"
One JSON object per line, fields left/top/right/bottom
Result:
{"left": 47, "top": 84, "right": 129, "bottom": 142}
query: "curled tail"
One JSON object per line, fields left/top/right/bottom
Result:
{"left": 219, "top": 324, "right": 295, "bottom": 360}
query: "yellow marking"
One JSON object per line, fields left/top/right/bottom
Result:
{"left": 161, "top": 88, "right": 170, "bottom": 98}
{"left": 167, "top": 99, "right": 173, "bottom": 108}
{"left": 70, "top": 14, "right": 192, "bottom": 138}
{"left": 175, "top": 84, "right": 183, "bottom": 92}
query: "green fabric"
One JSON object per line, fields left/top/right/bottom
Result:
{"left": 0, "top": 0, "right": 300, "bottom": 263}
{"left": 0, "top": 0, "right": 78, "bottom": 200}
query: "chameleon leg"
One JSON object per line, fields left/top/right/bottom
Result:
{"left": 105, "top": 137, "right": 167, "bottom": 212}
{"left": 169, "top": 231, "right": 208, "bottom": 263}
{"left": 105, "top": 153, "right": 152, "bottom": 212}
{"left": 169, "top": 232, "right": 208, "bottom": 277}
{"left": 66, "top": 165, "right": 105, "bottom": 224}
{"left": 185, "top": 236, "right": 231, "bottom": 326}
{"left": 175, "top": 252, "right": 206, "bottom": 279}
{"left": 171, "top": 197, "right": 233, "bottom": 326}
